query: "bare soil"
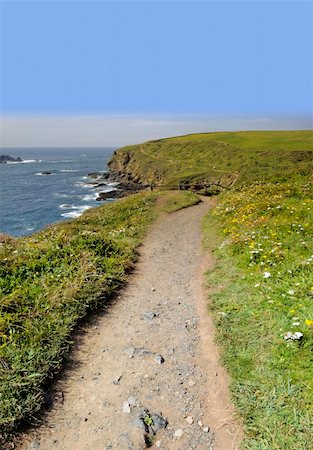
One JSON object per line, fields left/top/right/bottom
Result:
{"left": 20, "top": 199, "right": 242, "bottom": 450}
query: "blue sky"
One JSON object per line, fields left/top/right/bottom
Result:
{"left": 0, "top": 1, "right": 312, "bottom": 146}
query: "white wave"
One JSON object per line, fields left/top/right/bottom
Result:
{"left": 94, "top": 185, "right": 117, "bottom": 194}
{"left": 75, "top": 181, "right": 93, "bottom": 188}
{"left": 82, "top": 193, "right": 98, "bottom": 201}
{"left": 6, "top": 159, "right": 42, "bottom": 164}
{"left": 60, "top": 169, "right": 79, "bottom": 172}
{"left": 54, "top": 193, "right": 70, "bottom": 198}
{"left": 60, "top": 205, "right": 92, "bottom": 218}
{"left": 35, "top": 172, "right": 54, "bottom": 176}
{"left": 59, "top": 204, "right": 74, "bottom": 209}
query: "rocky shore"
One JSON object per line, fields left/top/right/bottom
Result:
{"left": 86, "top": 170, "right": 149, "bottom": 202}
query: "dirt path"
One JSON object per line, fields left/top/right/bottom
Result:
{"left": 21, "top": 199, "right": 242, "bottom": 450}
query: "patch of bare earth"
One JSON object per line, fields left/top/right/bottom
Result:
{"left": 20, "top": 199, "right": 242, "bottom": 450}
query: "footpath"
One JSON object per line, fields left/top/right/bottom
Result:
{"left": 21, "top": 199, "right": 242, "bottom": 450}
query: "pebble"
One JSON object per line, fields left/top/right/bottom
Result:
{"left": 122, "top": 401, "right": 131, "bottom": 413}
{"left": 185, "top": 415, "right": 194, "bottom": 425}
{"left": 155, "top": 354, "right": 165, "bottom": 364}
{"left": 143, "top": 311, "right": 156, "bottom": 320}
{"left": 203, "top": 426, "right": 210, "bottom": 433}
{"left": 198, "top": 420, "right": 204, "bottom": 427}
{"left": 127, "top": 396, "right": 137, "bottom": 407}
{"left": 155, "top": 441, "right": 162, "bottom": 448}
{"left": 151, "top": 287, "right": 156, "bottom": 292}
{"left": 151, "top": 414, "right": 168, "bottom": 430}
{"left": 113, "top": 374, "right": 122, "bottom": 385}
{"left": 188, "top": 379, "right": 196, "bottom": 387}
{"left": 173, "top": 428, "right": 184, "bottom": 439}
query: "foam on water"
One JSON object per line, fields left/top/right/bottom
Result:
{"left": 82, "top": 193, "right": 99, "bottom": 201}
{"left": 0, "top": 147, "right": 115, "bottom": 236}
{"left": 7, "top": 159, "right": 42, "bottom": 164}
{"left": 60, "top": 205, "right": 92, "bottom": 218}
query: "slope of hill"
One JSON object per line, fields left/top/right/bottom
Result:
{"left": 108, "top": 130, "right": 313, "bottom": 192}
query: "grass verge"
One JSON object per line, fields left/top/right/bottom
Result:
{"left": 0, "top": 190, "right": 198, "bottom": 443}
{"left": 203, "top": 175, "right": 313, "bottom": 449}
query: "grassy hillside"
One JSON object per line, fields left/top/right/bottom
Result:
{"left": 108, "top": 130, "right": 313, "bottom": 191}
{"left": 203, "top": 175, "right": 313, "bottom": 449}
{"left": 0, "top": 190, "right": 199, "bottom": 443}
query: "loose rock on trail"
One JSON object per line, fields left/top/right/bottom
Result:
{"left": 20, "top": 199, "right": 242, "bottom": 450}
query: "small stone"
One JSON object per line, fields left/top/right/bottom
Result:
{"left": 198, "top": 420, "right": 203, "bottom": 427}
{"left": 188, "top": 379, "right": 196, "bottom": 387}
{"left": 203, "top": 426, "right": 210, "bottom": 433}
{"left": 151, "top": 414, "right": 168, "bottom": 431}
{"left": 113, "top": 375, "right": 122, "bottom": 385}
{"left": 122, "top": 401, "right": 131, "bottom": 413}
{"left": 124, "top": 347, "right": 135, "bottom": 358}
{"left": 155, "top": 355, "right": 165, "bottom": 364}
{"left": 143, "top": 312, "right": 156, "bottom": 320}
{"left": 155, "top": 441, "right": 161, "bottom": 448}
{"left": 214, "top": 372, "right": 218, "bottom": 377}
{"left": 151, "top": 287, "right": 156, "bottom": 292}
{"left": 185, "top": 416, "right": 194, "bottom": 425}
{"left": 173, "top": 428, "right": 184, "bottom": 439}
{"left": 127, "top": 396, "right": 137, "bottom": 407}
{"left": 133, "top": 417, "right": 146, "bottom": 431}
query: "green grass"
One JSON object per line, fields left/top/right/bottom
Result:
{"left": 108, "top": 130, "right": 313, "bottom": 190}
{"left": 159, "top": 190, "right": 200, "bottom": 213}
{"left": 0, "top": 190, "right": 198, "bottom": 443}
{"left": 203, "top": 175, "right": 313, "bottom": 449}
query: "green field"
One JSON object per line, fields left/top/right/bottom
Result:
{"left": 108, "top": 130, "right": 313, "bottom": 190}
{"left": 0, "top": 190, "right": 199, "bottom": 443}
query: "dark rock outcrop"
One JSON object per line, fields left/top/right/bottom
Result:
{"left": 0, "top": 154, "right": 23, "bottom": 164}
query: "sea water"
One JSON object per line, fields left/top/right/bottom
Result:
{"left": 0, "top": 148, "right": 115, "bottom": 236}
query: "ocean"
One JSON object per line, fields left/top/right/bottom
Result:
{"left": 0, "top": 148, "right": 115, "bottom": 237}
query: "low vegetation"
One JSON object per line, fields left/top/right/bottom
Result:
{"left": 108, "top": 130, "right": 313, "bottom": 190}
{"left": 203, "top": 175, "right": 313, "bottom": 449}
{"left": 0, "top": 190, "right": 198, "bottom": 441}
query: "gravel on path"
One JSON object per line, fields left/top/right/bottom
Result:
{"left": 20, "top": 199, "right": 242, "bottom": 450}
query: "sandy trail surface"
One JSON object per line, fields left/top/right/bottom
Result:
{"left": 21, "top": 199, "right": 242, "bottom": 450}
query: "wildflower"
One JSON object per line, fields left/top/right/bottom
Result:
{"left": 263, "top": 272, "right": 271, "bottom": 279}
{"left": 305, "top": 319, "right": 313, "bottom": 327}
{"left": 254, "top": 283, "right": 260, "bottom": 287}
{"left": 284, "top": 331, "right": 303, "bottom": 341}
{"left": 288, "top": 290, "right": 295, "bottom": 295}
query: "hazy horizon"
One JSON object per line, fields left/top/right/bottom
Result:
{"left": 1, "top": 1, "right": 311, "bottom": 147}
{"left": 1, "top": 114, "right": 311, "bottom": 149}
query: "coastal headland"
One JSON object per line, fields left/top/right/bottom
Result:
{"left": 0, "top": 130, "right": 312, "bottom": 449}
